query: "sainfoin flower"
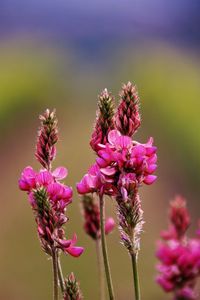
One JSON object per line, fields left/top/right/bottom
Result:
{"left": 156, "top": 196, "right": 200, "bottom": 300}
{"left": 77, "top": 83, "right": 157, "bottom": 257}
{"left": 19, "top": 109, "right": 83, "bottom": 258}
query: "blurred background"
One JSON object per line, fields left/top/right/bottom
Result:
{"left": 1, "top": 0, "right": 200, "bottom": 299}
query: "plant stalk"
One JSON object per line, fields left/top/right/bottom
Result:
{"left": 52, "top": 249, "right": 59, "bottom": 300}
{"left": 96, "top": 238, "right": 105, "bottom": 300}
{"left": 99, "top": 194, "right": 115, "bottom": 300}
{"left": 131, "top": 253, "right": 141, "bottom": 300}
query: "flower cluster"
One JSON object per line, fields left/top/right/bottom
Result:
{"left": 156, "top": 196, "right": 200, "bottom": 300}
{"left": 81, "top": 195, "right": 115, "bottom": 240}
{"left": 77, "top": 82, "right": 157, "bottom": 255}
{"left": 19, "top": 109, "right": 83, "bottom": 258}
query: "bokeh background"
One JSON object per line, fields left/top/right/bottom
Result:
{"left": 1, "top": 1, "right": 200, "bottom": 299}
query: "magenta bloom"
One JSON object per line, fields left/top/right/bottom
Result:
{"left": 58, "top": 234, "right": 84, "bottom": 257}
{"left": 156, "top": 196, "right": 200, "bottom": 300}
{"left": 97, "top": 130, "right": 157, "bottom": 189}
{"left": 77, "top": 130, "right": 157, "bottom": 199}
{"left": 18, "top": 166, "right": 37, "bottom": 191}
{"left": 19, "top": 110, "right": 83, "bottom": 259}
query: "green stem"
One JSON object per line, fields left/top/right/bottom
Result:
{"left": 57, "top": 255, "right": 65, "bottom": 294}
{"left": 99, "top": 194, "right": 115, "bottom": 300}
{"left": 131, "top": 253, "right": 141, "bottom": 300}
{"left": 96, "top": 239, "right": 105, "bottom": 300}
{"left": 52, "top": 249, "right": 59, "bottom": 300}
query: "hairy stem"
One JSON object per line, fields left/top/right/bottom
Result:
{"left": 131, "top": 253, "right": 141, "bottom": 300}
{"left": 96, "top": 238, "right": 105, "bottom": 300}
{"left": 52, "top": 249, "right": 59, "bottom": 300}
{"left": 99, "top": 194, "right": 115, "bottom": 300}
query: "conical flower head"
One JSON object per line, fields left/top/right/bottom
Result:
{"left": 90, "top": 89, "right": 115, "bottom": 152}
{"left": 115, "top": 82, "right": 141, "bottom": 137}
{"left": 35, "top": 109, "right": 58, "bottom": 170}
{"left": 64, "top": 273, "right": 83, "bottom": 300}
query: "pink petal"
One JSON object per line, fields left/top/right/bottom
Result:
{"left": 76, "top": 181, "right": 89, "bottom": 194}
{"left": 108, "top": 130, "right": 121, "bottom": 145}
{"left": 52, "top": 167, "right": 68, "bottom": 180}
{"left": 66, "top": 246, "right": 84, "bottom": 257}
{"left": 58, "top": 239, "right": 72, "bottom": 248}
{"left": 36, "top": 170, "right": 53, "bottom": 186}
{"left": 96, "top": 157, "right": 108, "bottom": 168}
{"left": 144, "top": 175, "right": 157, "bottom": 185}
{"left": 147, "top": 164, "right": 157, "bottom": 174}
{"left": 18, "top": 179, "right": 29, "bottom": 191}
{"left": 118, "top": 136, "right": 132, "bottom": 149}
{"left": 100, "top": 167, "right": 116, "bottom": 176}
{"left": 70, "top": 233, "right": 78, "bottom": 246}
{"left": 105, "top": 217, "right": 115, "bottom": 234}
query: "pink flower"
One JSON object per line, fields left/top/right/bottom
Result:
{"left": 47, "top": 182, "right": 72, "bottom": 209}
{"left": 36, "top": 170, "right": 54, "bottom": 187}
{"left": 18, "top": 166, "right": 37, "bottom": 191}
{"left": 156, "top": 196, "right": 200, "bottom": 300}
{"left": 97, "top": 130, "right": 157, "bottom": 189}
{"left": 58, "top": 234, "right": 84, "bottom": 257}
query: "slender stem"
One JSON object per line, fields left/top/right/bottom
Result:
{"left": 99, "top": 194, "right": 115, "bottom": 300}
{"left": 96, "top": 239, "right": 105, "bottom": 300}
{"left": 57, "top": 255, "right": 65, "bottom": 294}
{"left": 131, "top": 253, "right": 141, "bottom": 300}
{"left": 52, "top": 249, "right": 59, "bottom": 300}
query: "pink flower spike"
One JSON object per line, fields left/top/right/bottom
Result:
{"left": 52, "top": 167, "right": 68, "bottom": 180}
{"left": 144, "top": 175, "right": 157, "bottom": 185}
{"left": 105, "top": 217, "right": 115, "bottom": 235}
